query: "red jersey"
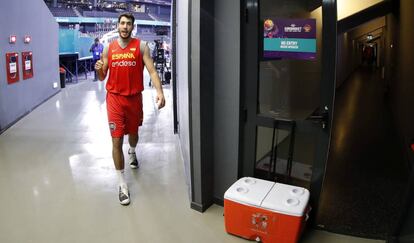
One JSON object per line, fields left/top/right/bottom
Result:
{"left": 106, "top": 38, "right": 144, "bottom": 96}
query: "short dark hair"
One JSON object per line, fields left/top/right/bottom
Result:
{"left": 118, "top": 13, "right": 135, "bottom": 24}
{"left": 94, "top": 37, "right": 99, "bottom": 42}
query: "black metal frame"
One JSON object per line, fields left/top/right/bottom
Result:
{"left": 308, "top": 0, "right": 337, "bottom": 223}
{"left": 171, "top": 0, "right": 179, "bottom": 134}
{"left": 256, "top": 119, "right": 296, "bottom": 183}
{"left": 240, "top": 0, "right": 260, "bottom": 179}
{"left": 239, "top": 0, "right": 338, "bottom": 226}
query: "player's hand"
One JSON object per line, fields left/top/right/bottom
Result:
{"left": 95, "top": 60, "right": 104, "bottom": 71}
{"left": 156, "top": 92, "right": 165, "bottom": 109}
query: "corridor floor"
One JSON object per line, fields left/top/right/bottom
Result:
{"left": 0, "top": 73, "right": 383, "bottom": 243}
{"left": 317, "top": 66, "right": 409, "bottom": 239}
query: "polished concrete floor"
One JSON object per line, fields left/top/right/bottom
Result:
{"left": 0, "top": 72, "right": 384, "bottom": 243}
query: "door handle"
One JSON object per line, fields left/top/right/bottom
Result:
{"left": 307, "top": 111, "right": 329, "bottom": 129}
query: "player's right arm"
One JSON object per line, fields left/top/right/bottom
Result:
{"left": 95, "top": 45, "right": 109, "bottom": 81}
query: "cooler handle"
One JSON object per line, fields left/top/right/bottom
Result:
{"left": 305, "top": 206, "right": 312, "bottom": 222}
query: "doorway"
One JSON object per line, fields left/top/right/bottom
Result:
{"left": 316, "top": 16, "right": 410, "bottom": 239}
{"left": 241, "top": 0, "right": 411, "bottom": 240}
{"left": 240, "top": 0, "right": 336, "bottom": 217}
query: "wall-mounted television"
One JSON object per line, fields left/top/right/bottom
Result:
{"left": 262, "top": 18, "right": 316, "bottom": 61}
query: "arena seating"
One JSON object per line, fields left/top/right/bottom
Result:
{"left": 133, "top": 12, "right": 155, "bottom": 21}
{"left": 46, "top": 0, "right": 170, "bottom": 21}
{"left": 83, "top": 10, "right": 119, "bottom": 18}
{"left": 155, "top": 14, "right": 170, "bottom": 22}
{"left": 49, "top": 7, "right": 78, "bottom": 17}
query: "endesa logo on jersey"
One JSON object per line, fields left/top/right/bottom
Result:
{"left": 112, "top": 60, "right": 137, "bottom": 67}
{"left": 111, "top": 52, "right": 136, "bottom": 67}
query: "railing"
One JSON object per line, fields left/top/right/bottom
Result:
{"left": 59, "top": 53, "right": 94, "bottom": 84}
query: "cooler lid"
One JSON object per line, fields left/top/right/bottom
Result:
{"left": 261, "top": 183, "right": 310, "bottom": 217}
{"left": 224, "top": 177, "right": 275, "bottom": 207}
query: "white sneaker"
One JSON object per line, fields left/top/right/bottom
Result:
{"left": 118, "top": 185, "right": 130, "bottom": 205}
{"left": 128, "top": 151, "right": 139, "bottom": 169}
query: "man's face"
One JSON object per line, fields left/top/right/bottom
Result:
{"left": 118, "top": 16, "right": 134, "bottom": 39}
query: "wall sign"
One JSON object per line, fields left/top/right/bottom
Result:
{"left": 6, "top": 52, "right": 20, "bottom": 84}
{"left": 263, "top": 18, "right": 316, "bottom": 60}
{"left": 22, "top": 51, "right": 34, "bottom": 80}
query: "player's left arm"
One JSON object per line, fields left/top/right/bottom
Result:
{"left": 143, "top": 45, "right": 165, "bottom": 109}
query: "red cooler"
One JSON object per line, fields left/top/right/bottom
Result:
{"left": 224, "top": 177, "right": 310, "bottom": 243}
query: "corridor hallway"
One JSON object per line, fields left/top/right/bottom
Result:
{"left": 0, "top": 77, "right": 242, "bottom": 243}
{"left": 0, "top": 73, "right": 383, "bottom": 243}
{"left": 317, "top": 66, "right": 410, "bottom": 239}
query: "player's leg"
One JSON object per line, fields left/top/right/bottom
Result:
{"left": 125, "top": 93, "right": 143, "bottom": 169}
{"left": 128, "top": 134, "right": 139, "bottom": 169}
{"left": 112, "top": 136, "right": 130, "bottom": 205}
{"left": 107, "top": 93, "right": 130, "bottom": 205}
